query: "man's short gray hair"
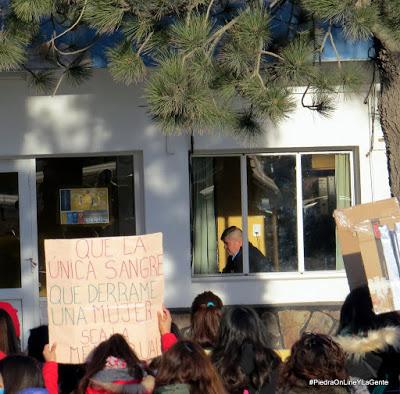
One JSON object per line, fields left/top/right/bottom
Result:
{"left": 220, "top": 226, "right": 242, "bottom": 241}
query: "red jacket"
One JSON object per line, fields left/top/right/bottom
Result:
{"left": 161, "top": 333, "right": 178, "bottom": 352}
{"left": 0, "top": 301, "right": 20, "bottom": 338}
{"left": 43, "top": 361, "right": 58, "bottom": 394}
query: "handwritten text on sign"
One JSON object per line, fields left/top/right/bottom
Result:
{"left": 45, "top": 233, "right": 164, "bottom": 364}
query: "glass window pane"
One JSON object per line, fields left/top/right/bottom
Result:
{"left": 36, "top": 156, "right": 136, "bottom": 295}
{"left": 302, "top": 153, "right": 351, "bottom": 271}
{"left": 247, "top": 155, "right": 297, "bottom": 272}
{"left": 0, "top": 173, "right": 21, "bottom": 288}
{"left": 191, "top": 157, "right": 242, "bottom": 274}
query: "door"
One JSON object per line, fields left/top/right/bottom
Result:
{"left": 0, "top": 159, "right": 40, "bottom": 349}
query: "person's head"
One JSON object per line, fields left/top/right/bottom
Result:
{"left": 77, "top": 334, "right": 142, "bottom": 393}
{"left": 190, "top": 291, "right": 223, "bottom": 349}
{"left": 28, "top": 326, "right": 49, "bottom": 363}
{"left": 212, "top": 306, "right": 280, "bottom": 393}
{"left": 0, "top": 309, "right": 19, "bottom": 355}
{"left": 220, "top": 226, "right": 243, "bottom": 256}
{"left": 338, "top": 285, "right": 378, "bottom": 335}
{"left": 216, "top": 306, "right": 270, "bottom": 349}
{"left": 0, "top": 355, "right": 44, "bottom": 394}
{"left": 338, "top": 286, "right": 400, "bottom": 336}
{"left": 278, "top": 332, "right": 348, "bottom": 391}
{"left": 155, "top": 340, "right": 226, "bottom": 394}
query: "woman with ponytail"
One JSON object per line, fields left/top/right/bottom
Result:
{"left": 159, "top": 291, "right": 223, "bottom": 354}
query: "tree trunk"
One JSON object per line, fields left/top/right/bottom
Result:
{"left": 376, "top": 47, "right": 400, "bottom": 197}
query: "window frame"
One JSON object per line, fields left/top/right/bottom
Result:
{"left": 35, "top": 152, "right": 145, "bottom": 234}
{"left": 190, "top": 148, "right": 358, "bottom": 278}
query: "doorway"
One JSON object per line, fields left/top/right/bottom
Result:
{"left": 0, "top": 159, "right": 40, "bottom": 348}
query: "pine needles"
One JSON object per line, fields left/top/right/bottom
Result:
{"left": 108, "top": 43, "right": 146, "bottom": 85}
{"left": 4, "top": 0, "right": 397, "bottom": 138}
{"left": 0, "top": 33, "right": 26, "bottom": 71}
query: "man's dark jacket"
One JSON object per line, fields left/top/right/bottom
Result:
{"left": 222, "top": 243, "right": 272, "bottom": 273}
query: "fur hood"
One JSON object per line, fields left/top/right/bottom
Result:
{"left": 335, "top": 326, "right": 400, "bottom": 360}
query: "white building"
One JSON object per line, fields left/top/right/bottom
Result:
{"left": 0, "top": 70, "right": 389, "bottom": 345}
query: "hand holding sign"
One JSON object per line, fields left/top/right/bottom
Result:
{"left": 158, "top": 306, "right": 172, "bottom": 335}
{"left": 43, "top": 343, "right": 57, "bottom": 362}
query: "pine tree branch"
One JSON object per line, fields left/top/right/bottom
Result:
{"left": 137, "top": 31, "right": 153, "bottom": 55}
{"left": 261, "top": 50, "right": 284, "bottom": 61}
{"left": 53, "top": 41, "right": 95, "bottom": 56}
{"left": 49, "top": 0, "right": 88, "bottom": 43}
{"left": 254, "top": 39, "right": 266, "bottom": 89}
{"left": 206, "top": 14, "right": 240, "bottom": 55}
{"left": 301, "top": 84, "right": 315, "bottom": 109}
{"left": 355, "top": 0, "right": 370, "bottom": 7}
{"left": 181, "top": 11, "right": 242, "bottom": 63}
{"left": 21, "top": 64, "right": 36, "bottom": 78}
{"left": 255, "top": 69, "right": 265, "bottom": 89}
{"left": 319, "top": 30, "right": 329, "bottom": 53}
{"left": 206, "top": 0, "right": 215, "bottom": 21}
{"left": 319, "top": 24, "right": 341, "bottom": 68}
{"left": 53, "top": 71, "right": 66, "bottom": 96}
{"left": 186, "top": 2, "right": 196, "bottom": 25}
{"left": 328, "top": 30, "right": 342, "bottom": 68}
{"left": 269, "top": 0, "right": 286, "bottom": 11}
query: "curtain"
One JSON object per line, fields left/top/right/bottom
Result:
{"left": 335, "top": 154, "right": 351, "bottom": 270}
{"left": 192, "top": 158, "right": 218, "bottom": 274}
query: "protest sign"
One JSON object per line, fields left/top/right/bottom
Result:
{"left": 45, "top": 233, "right": 164, "bottom": 364}
{"left": 334, "top": 198, "right": 400, "bottom": 314}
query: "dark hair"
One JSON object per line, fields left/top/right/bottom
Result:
{"left": 190, "top": 291, "right": 223, "bottom": 349}
{"left": 171, "top": 322, "right": 183, "bottom": 339}
{"left": 220, "top": 226, "right": 242, "bottom": 241}
{"left": 0, "top": 355, "right": 44, "bottom": 394}
{"left": 212, "top": 306, "right": 281, "bottom": 394}
{"left": 338, "top": 286, "right": 400, "bottom": 335}
{"left": 27, "top": 325, "right": 49, "bottom": 363}
{"left": 0, "top": 309, "right": 19, "bottom": 355}
{"left": 77, "top": 334, "right": 143, "bottom": 393}
{"left": 278, "top": 332, "right": 348, "bottom": 391}
{"left": 155, "top": 340, "right": 226, "bottom": 394}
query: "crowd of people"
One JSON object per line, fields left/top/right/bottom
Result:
{"left": 0, "top": 286, "right": 400, "bottom": 393}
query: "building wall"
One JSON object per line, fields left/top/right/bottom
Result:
{"left": 0, "top": 70, "right": 391, "bottom": 309}
{"left": 171, "top": 305, "right": 341, "bottom": 350}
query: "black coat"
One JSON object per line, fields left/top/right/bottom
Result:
{"left": 223, "top": 243, "right": 272, "bottom": 273}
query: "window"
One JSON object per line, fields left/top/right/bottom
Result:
{"left": 191, "top": 157, "right": 242, "bottom": 274}
{"left": 36, "top": 156, "right": 136, "bottom": 295}
{"left": 191, "top": 152, "right": 353, "bottom": 275}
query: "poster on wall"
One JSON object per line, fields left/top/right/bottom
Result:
{"left": 45, "top": 233, "right": 164, "bottom": 364}
{"left": 59, "top": 188, "right": 109, "bottom": 225}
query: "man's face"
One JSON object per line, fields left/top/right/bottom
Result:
{"left": 223, "top": 236, "right": 242, "bottom": 256}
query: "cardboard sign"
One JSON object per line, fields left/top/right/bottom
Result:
{"left": 45, "top": 233, "right": 164, "bottom": 363}
{"left": 334, "top": 198, "right": 400, "bottom": 314}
